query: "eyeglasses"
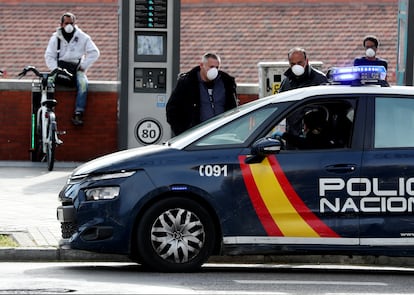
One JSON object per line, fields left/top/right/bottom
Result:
{"left": 63, "top": 22, "right": 74, "bottom": 25}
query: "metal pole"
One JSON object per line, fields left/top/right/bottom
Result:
{"left": 118, "top": 0, "right": 130, "bottom": 150}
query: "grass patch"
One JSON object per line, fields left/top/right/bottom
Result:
{"left": 0, "top": 234, "right": 19, "bottom": 247}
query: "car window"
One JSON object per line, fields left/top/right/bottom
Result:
{"left": 266, "top": 100, "right": 355, "bottom": 150}
{"left": 192, "top": 105, "right": 278, "bottom": 146}
{"left": 375, "top": 97, "right": 414, "bottom": 148}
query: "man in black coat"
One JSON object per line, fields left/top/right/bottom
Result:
{"left": 166, "top": 52, "right": 238, "bottom": 136}
{"left": 278, "top": 47, "right": 328, "bottom": 93}
{"left": 353, "top": 35, "right": 388, "bottom": 70}
{"left": 278, "top": 47, "right": 328, "bottom": 138}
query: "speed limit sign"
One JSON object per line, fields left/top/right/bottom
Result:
{"left": 135, "top": 118, "right": 163, "bottom": 145}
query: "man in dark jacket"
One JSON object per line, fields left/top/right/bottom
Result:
{"left": 278, "top": 47, "right": 328, "bottom": 138}
{"left": 166, "top": 52, "right": 238, "bottom": 136}
{"left": 278, "top": 47, "right": 328, "bottom": 93}
{"left": 353, "top": 35, "right": 388, "bottom": 70}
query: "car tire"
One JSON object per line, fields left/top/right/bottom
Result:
{"left": 136, "top": 197, "right": 215, "bottom": 272}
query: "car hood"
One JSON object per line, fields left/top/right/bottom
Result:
{"left": 72, "top": 145, "right": 173, "bottom": 176}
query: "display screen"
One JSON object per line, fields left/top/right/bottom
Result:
{"left": 135, "top": 31, "right": 167, "bottom": 62}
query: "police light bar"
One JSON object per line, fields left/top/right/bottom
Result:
{"left": 328, "top": 66, "right": 388, "bottom": 86}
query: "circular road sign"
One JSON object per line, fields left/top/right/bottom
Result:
{"left": 135, "top": 118, "right": 163, "bottom": 145}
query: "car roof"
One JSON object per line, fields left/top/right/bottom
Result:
{"left": 168, "top": 84, "right": 414, "bottom": 149}
{"left": 267, "top": 84, "right": 414, "bottom": 102}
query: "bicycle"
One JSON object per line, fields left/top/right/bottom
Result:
{"left": 18, "top": 66, "right": 71, "bottom": 171}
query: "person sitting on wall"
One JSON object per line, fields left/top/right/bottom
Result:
{"left": 45, "top": 12, "right": 100, "bottom": 126}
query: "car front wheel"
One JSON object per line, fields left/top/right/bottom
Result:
{"left": 136, "top": 197, "right": 215, "bottom": 272}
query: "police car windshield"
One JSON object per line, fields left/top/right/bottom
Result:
{"left": 193, "top": 105, "right": 278, "bottom": 147}
{"left": 165, "top": 100, "right": 277, "bottom": 147}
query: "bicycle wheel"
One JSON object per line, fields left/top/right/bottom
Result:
{"left": 33, "top": 109, "right": 44, "bottom": 162}
{"left": 46, "top": 117, "right": 56, "bottom": 171}
{"left": 34, "top": 121, "right": 44, "bottom": 162}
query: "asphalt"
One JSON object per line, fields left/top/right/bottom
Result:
{"left": 3, "top": 160, "right": 414, "bottom": 269}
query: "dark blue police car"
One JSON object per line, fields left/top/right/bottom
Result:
{"left": 57, "top": 66, "right": 414, "bottom": 272}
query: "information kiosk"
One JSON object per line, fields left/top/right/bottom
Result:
{"left": 119, "top": 0, "right": 180, "bottom": 149}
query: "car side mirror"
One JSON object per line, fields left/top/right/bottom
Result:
{"left": 245, "top": 137, "right": 281, "bottom": 164}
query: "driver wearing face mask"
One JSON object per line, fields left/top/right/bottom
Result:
{"left": 278, "top": 47, "right": 328, "bottom": 93}
{"left": 353, "top": 35, "right": 388, "bottom": 70}
{"left": 166, "top": 52, "right": 238, "bottom": 136}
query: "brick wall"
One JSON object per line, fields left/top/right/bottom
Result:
{"left": 0, "top": 82, "right": 258, "bottom": 162}
{"left": 238, "top": 93, "right": 258, "bottom": 105}
{"left": 0, "top": 84, "right": 118, "bottom": 162}
{"left": 0, "top": 90, "right": 31, "bottom": 160}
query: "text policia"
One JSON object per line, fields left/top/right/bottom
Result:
{"left": 319, "top": 177, "right": 414, "bottom": 213}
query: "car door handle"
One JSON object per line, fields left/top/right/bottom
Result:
{"left": 325, "top": 164, "right": 356, "bottom": 174}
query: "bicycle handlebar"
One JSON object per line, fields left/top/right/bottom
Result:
{"left": 17, "top": 66, "right": 72, "bottom": 79}
{"left": 18, "top": 66, "right": 40, "bottom": 78}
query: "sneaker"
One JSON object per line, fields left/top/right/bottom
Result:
{"left": 71, "top": 112, "right": 83, "bottom": 126}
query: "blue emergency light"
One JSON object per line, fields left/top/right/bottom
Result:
{"left": 328, "top": 66, "right": 388, "bottom": 86}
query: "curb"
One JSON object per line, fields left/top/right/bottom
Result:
{"left": 0, "top": 248, "right": 130, "bottom": 262}
{"left": 4, "top": 229, "right": 414, "bottom": 267}
{"left": 2, "top": 246, "right": 414, "bottom": 269}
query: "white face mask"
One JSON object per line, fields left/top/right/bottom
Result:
{"left": 291, "top": 64, "right": 305, "bottom": 76}
{"left": 206, "top": 67, "right": 218, "bottom": 81}
{"left": 365, "top": 48, "right": 376, "bottom": 58}
{"left": 64, "top": 24, "right": 74, "bottom": 34}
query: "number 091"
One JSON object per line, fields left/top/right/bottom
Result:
{"left": 199, "top": 165, "right": 228, "bottom": 177}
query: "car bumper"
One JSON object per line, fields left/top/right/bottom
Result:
{"left": 57, "top": 205, "right": 75, "bottom": 223}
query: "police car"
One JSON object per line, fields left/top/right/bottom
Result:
{"left": 57, "top": 66, "right": 414, "bottom": 272}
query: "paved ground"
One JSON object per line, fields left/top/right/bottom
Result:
{"left": 0, "top": 161, "right": 75, "bottom": 247}
{"left": 0, "top": 161, "right": 129, "bottom": 261}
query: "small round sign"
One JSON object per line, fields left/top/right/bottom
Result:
{"left": 135, "top": 118, "right": 162, "bottom": 145}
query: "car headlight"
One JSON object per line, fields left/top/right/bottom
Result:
{"left": 85, "top": 187, "right": 120, "bottom": 201}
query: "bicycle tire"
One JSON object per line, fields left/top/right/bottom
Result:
{"left": 32, "top": 108, "right": 44, "bottom": 162}
{"left": 46, "top": 117, "right": 56, "bottom": 171}
{"left": 34, "top": 122, "right": 44, "bottom": 162}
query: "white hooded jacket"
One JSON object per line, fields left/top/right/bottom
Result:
{"left": 45, "top": 26, "right": 100, "bottom": 72}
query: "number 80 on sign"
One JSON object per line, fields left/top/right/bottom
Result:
{"left": 135, "top": 118, "right": 162, "bottom": 145}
